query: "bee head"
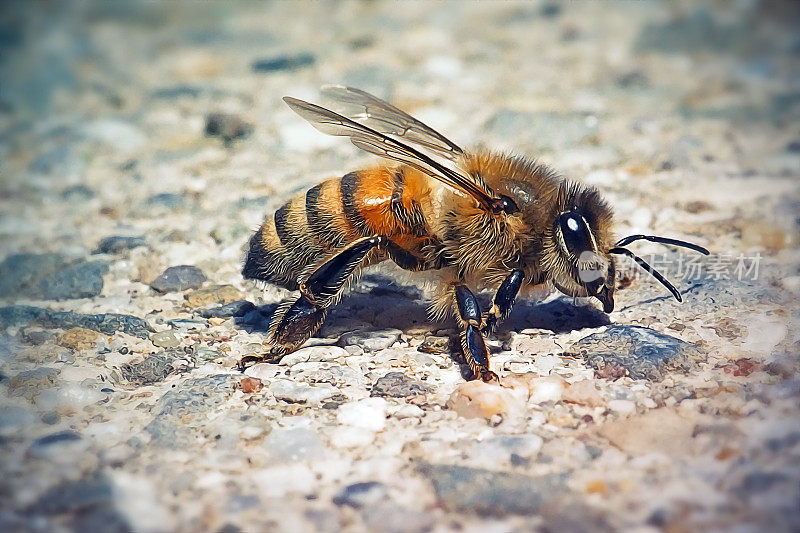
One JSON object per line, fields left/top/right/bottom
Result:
{"left": 544, "top": 184, "right": 617, "bottom": 312}
{"left": 545, "top": 183, "right": 710, "bottom": 311}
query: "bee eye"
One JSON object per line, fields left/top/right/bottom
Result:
{"left": 500, "top": 196, "right": 519, "bottom": 214}
{"left": 557, "top": 209, "right": 594, "bottom": 256}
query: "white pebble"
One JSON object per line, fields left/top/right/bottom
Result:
{"left": 270, "top": 379, "right": 338, "bottom": 405}
{"left": 393, "top": 404, "right": 425, "bottom": 419}
{"left": 280, "top": 345, "right": 348, "bottom": 366}
{"left": 608, "top": 399, "right": 636, "bottom": 414}
{"left": 252, "top": 464, "right": 317, "bottom": 497}
{"left": 36, "top": 384, "right": 106, "bottom": 412}
{"left": 337, "top": 398, "right": 387, "bottom": 431}
{"left": 244, "top": 363, "right": 283, "bottom": 380}
{"left": 528, "top": 376, "right": 567, "bottom": 404}
{"left": 330, "top": 426, "right": 376, "bottom": 448}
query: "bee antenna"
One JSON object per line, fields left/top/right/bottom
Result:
{"left": 615, "top": 234, "right": 709, "bottom": 255}
{"left": 608, "top": 246, "right": 682, "bottom": 302}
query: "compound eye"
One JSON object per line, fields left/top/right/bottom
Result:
{"left": 557, "top": 210, "right": 594, "bottom": 256}
{"left": 500, "top": 195, "right": 519, "bottom": 214}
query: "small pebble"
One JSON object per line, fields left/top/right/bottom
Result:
{"left": 418, "top": 336, "right": 449, "bottom": 354}
{"left": 333, "top": 482, "right": 387, "bottom": 508}
{"left": 184, "top": 285, "right": 243, "bottom": 308}
{"left": 95, "top": 236, "right": 146, "bottom": 254}
{"left": 200, "top": 300, "right": 256, "bottom": 318}
{"left": 608, "top": 399, "right": 637, "bottom": 414}
{"left": 167, "top": 319, "right": 208, "bottom": 331}
{"left": 446, "top": 381, "right": 525, "bottom": 420}
{"left": 264, "top": 427, "right": 325, "bottom": 461}
{"left": 150, "top": 330, "right": 181, "bottom": 348}
{"left": 528, "top": 376, "right": 567, "bottom": 404}
{"left": 279, "top": 345, "right": 347, "bottom": 366}
{"left": 205, "top": 113, "right": 252, "bottom": 142}
{"left": 393, "top": 404, "right": 425, "bottom": 419}
{"left": 371, "top": 372, "right": 431, "bottom": 398}
{"left": 337, "top": 398, "right": 387, "bottom": 431}
{"left": 339, "top": 329, "right": 401, "bottom": 352}
{"left": 150, "top": 265, "right": 207, "bottom": 293}
{"left": 240, "top": 377, "right": 263, "bottom": 393}
{"left": 56, "top": 327, "right": 100, "bottom": 351}
{"left": 270, "top": 379, "right": 338, "bottom": 405}
{"left": 251, "top": 53, "right": 315, "bottom": 73}
{"left": 562, "top": 379, "right": 605, "bottom": 407}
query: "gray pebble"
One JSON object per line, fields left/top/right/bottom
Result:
{"left": 332, "top": 481, "right": 387, "bottom": 508}
{"left": 60, "top": 184, "right": 95, "bottom": 200}
{"left": 339, "top": 328, "right": 401, "bottom": 352}
{"left": 205, "top": 112, "right": 252, "bottom": 142}
{"left": 151, "top": 265, "right": 206, "bottom": 293}
{"left": 0, "top": 405, "right": 38, "bottom": 435}
{"left": 0, "top": 305, "right": 152, "bottom": 339}
{"left": 19, "top": 327, "right": 53, "bottom": 345}
{"left": 0, "top": 253, "right": 108, "bottom": 300}
{"left": 94, "top": 235, "right": 146, "bottom": 254}
{"left": 28, "top": 430, "right": 83, "bottom": 460}
{"left": 417, "top": 463, "right": 566, "bottom": 515}
{"left": 145, "top": 374, "right": 234, "bottom": 448}
{"left": 121, "top": 350, "right": 181, "bottom": 385}
{"left": 146, "top": 192, "right": 187, "bottom": 209}
{"left": 195, "top": 347, "right": 222, "bottom": 361}
{"left": 10, "top": 367, "right": 60, "bottom": 398}
{"left": 371, "top": 372, "right": 430, "bottom": 398}
{"left": 200, "top": 300, "right": 255, "bottom": 318}
{"left": 251, "top": 52, "right": 315, "bottom": 73}
{"left": 27, "top": 473, "right": 118, "bottom": 518}
{"left": 47, "top": 310, "right": 152, "bottom": 339}
{"left": 566, "top": 325, "right": 698, "bottom": 380}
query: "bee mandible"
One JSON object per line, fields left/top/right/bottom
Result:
{"left": 241, "top": 86, "right": 708, "bottom": 381}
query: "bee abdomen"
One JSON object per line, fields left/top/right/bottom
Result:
{"left": 242, "top": 177, "right": 355, "bottom": 290}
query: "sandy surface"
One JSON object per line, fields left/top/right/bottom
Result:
{"left": 1, "top": 1, "right": 799, "bottom": 531}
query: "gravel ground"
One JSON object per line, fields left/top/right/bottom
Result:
{"left": 1, "top": 1, "right": 799, "bottom": 532}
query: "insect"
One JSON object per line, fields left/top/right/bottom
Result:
{"left": 240, "top": 86, "right": 708, "bottom": 381}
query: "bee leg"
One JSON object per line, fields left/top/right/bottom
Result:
{"left": 384, "top": 240, "right": 428, "bottom": 272}
{"left": 267, "top": 236, "right": 385, "bottom": 355}
{"left": 481, "top": 269, "right": 524, "bottom": 335}
{"left": 454, "top": 284, "right": 499, "bottom": 383}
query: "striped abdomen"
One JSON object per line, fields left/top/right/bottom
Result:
{"left": 242, "top": 165, "right": 431, "bottom": 290}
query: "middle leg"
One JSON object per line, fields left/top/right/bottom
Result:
{"left": 453, "top": 284, "right": 498, "bottom": 382}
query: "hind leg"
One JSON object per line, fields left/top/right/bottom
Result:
{"left": 240, "top": 236, "right": 384, "bottom": 368}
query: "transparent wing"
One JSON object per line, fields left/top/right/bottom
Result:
{"left": 321, "top": 85, "right": 463, "bottom": 160}
{"left": 283, "top": 96, "right": 497, "bottom": 209}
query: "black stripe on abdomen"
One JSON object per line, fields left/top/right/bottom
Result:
{"left": 306, "top": 183, "right": 347, "bottom": 249}
{"left": 340, "top": 171, "right": 368, "bottom": 236}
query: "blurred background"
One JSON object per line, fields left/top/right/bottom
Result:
{"left": 1, "top": 1, "right": 798, "bottom": 532}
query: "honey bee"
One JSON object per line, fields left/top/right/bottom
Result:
{"left": 240, "top": 86, "right": 708, "bottom": 381}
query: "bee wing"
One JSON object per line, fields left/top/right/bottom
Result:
{"left": 320, "top": 85, "right": 463, "bottom": 160}
{"left": 284, "top": 96, "right": 498, "bottom": 210}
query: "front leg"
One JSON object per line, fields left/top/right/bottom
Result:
{"left": 482, "top": 269, "right": 524, "bottom": 335}
{"left": 454, "top": 284, "right": 498, "bottom": 383}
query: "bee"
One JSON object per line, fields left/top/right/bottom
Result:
{"left": 240, "top": 86, "right": 708, "bottom": 381}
